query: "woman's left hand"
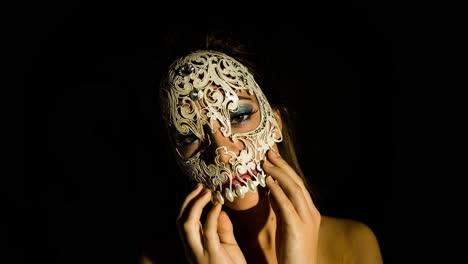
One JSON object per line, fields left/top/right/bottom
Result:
{"left": 262, "top": 150, "right": 322, "bottom": 264}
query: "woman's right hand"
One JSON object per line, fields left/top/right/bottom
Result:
{"left": 176, "top": 184, "right": 247, "bottom": 264}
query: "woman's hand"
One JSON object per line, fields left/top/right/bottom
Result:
{"left": 176, "top": 184, "right": 247, "bottom": 264}
{"left": 263, "top": 150, "right": 322, "bottom": 264}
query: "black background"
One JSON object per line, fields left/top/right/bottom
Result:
{"left": 9, "top": 1, "right": 400, "bottom": 263}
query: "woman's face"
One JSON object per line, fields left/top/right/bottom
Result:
{"left": 161, "top": 50, "right": 282, "bottom": 211}
{"left": 173, "top": 90, "right": 261, "bottom": 160}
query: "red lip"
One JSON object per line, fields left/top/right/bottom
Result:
{"left": 222, "top": 169, "right": 258, "bottom": 187}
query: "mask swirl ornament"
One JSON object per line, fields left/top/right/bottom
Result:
{"left": 160, "top": 50, "right": 283, "bottom": 205}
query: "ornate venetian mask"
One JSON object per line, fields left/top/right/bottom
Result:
{"left": 160, "top": 50, "right": 282, "bottom": 204}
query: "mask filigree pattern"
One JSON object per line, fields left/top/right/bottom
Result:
{"left": 160, "top": 50, "right": 283, "bottom": 204}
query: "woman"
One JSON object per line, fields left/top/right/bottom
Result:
{"left": 142, "top": 30, "right": 383, "bottom": 264}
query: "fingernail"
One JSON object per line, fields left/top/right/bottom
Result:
{"left": 202, "top": 187, "right": 211, "bottom": 194}
{"left": 271, "top": 148, "right": 281, "bottom": 158}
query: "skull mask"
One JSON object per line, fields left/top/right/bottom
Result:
{"left": 160, "top": 50, "right": 283, "bottom": 204}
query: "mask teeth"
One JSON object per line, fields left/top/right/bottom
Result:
{"left": 235, "top": 185, "right": 247, "bottom": 198}
{"left": 247, "top": 179, "right": 257, "bottom": 192}
{"left": 217, "top": 173, "right": 264, "bottom": 203}
{"left": 224, "top": 188, "right": 235, "bottom": 202}
{"left": 256, "top": 172, "right": 266, "bottom": 187}
{"left": 215, "top": 191, "right": 225, "bottom": 205}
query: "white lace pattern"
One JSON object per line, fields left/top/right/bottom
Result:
{"left": 160, "top": 50, "right": 282, "bottom": 204}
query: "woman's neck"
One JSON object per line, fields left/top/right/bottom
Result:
{"left": 224, "top": 189, "right": 277, "bottom": 262}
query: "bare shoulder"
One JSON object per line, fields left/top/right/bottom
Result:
{"left": 318, "top": 216, "right": 383, "bottom": 264}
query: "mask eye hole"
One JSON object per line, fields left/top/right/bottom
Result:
{"left": 229, "top": 100, "right": 260, "bottom": 133}
{"left": 174, "top": 131, "right": 202, "bottom": 159}
{"left": 230, "top": 107, "right": 258, "bottom": 126}
{"left": 175, "top": 132, "right": 199, "bottom": 147}
{"left": 231, "top": 113, "right": 250, "bottom": 125}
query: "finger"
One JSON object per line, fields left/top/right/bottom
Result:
{"left": 267, "top": 150, "right": 304, "bottom": 187}
{"left": 177, "top": 183, "right": 204, "bottom": 220}
{"left": 266, "top": 150, "right": 318, "bottom": 213}
{"left": 267, "top": 190, "right": 282, "bottom": 225}
{"left": 217, "top": 210, "right": 238, "bottom": 245}
{"left": 178, "top": 189, "right": 212, "bottom": 255}
{"left": 263, "top": 160, "right": 311, "bottom": 221}
{"left": 203, "top": 203, "right": 223, "bottom": 251}
{"left": 265, "top": 175, "right": 300, "bottom": 223}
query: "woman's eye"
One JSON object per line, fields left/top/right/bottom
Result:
{"left": 231, "top": 113, "right": 251, "bottom": 125}
{"left": 230, "top": 105, "right": 257, "bottom": 126}
{"left": 176, "top": 134, "right": 199, "bottom": 147}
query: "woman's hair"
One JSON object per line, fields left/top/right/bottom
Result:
{"left": 157, "top": 28, "right": 317, "bottom": 209}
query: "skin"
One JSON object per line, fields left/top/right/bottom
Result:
{"left": 146, "top": 90, "right": 384, "bottom": 264}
